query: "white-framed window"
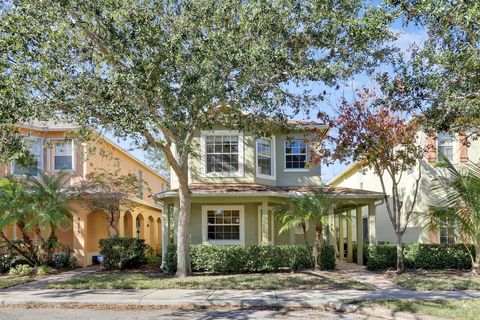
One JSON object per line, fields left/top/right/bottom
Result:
{"left": 284, "top": 139, "right": 308, "bottom": 171}
{"left": 202, "top": 205, "right": 245, "bottom": 244}
{"left": 201, "top": 130, "right": 244, "bottom": 177}
{"left": 54, "top": 140, "right": 74, "bottom": 171}
{"left": 256, "top": 137, "right": 276, "bottom": 180}
{"left": 440, "top": 217, "right": 456, "bottom": 244}
{"left": 437, "top": 132, "right": 455, "bottom": 163}
{"left": 12, "top": 137, "right": 43, "bottom": 177}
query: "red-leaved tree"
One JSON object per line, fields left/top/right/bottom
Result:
{"left": 317, "top": 89, "right": 426, "bottom": 273}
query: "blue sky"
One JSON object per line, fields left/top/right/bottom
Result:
{"left": 113, "top": 18, "right": 427, "bottom": 183}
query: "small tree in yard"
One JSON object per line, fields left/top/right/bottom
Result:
{"left": 429, "top": 154, "right": 480, "bottom": 274}
{"left": 318, "top": 89, "right": 425, "bottom": 273}
{"left": 1, "top": 1, "right": 395, "bottom": 276}
{"left": 274, "top": 190, "right": 332, "bottom": 270}
{"left": 73, "top": 169, "right": 148, "bottom": 237}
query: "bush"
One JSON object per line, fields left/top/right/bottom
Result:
{"left": 99, "top": 237, "right": 148, "bottom": 270}
{"left": 365, "top": 243, "right": 476, "bottom": 270}
{"left": 9, "top": 264, "right": 34, "bottom": 276}
{"left": 166, "top": 244, "right": 335, "bottom": 273}
{"left": 36, "top": 265, "right": 51, "bottom": 276}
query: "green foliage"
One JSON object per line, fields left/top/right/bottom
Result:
{"left": 166, "top": 244, "right": 335, "bottom": 273}
{"left": 365, "top": 244, "right": 476, "bottom": 270}
{"left": 9, "top": 264, "right": 34, "bottom": 276}
{"left": 146, "top": 254, "right": 162, "bottom": 265}
{"left": 35, "top": 265, "right": 51, "bottom": 276}
{"left": 99, "top": 237, "right": 148, "bottom": 270}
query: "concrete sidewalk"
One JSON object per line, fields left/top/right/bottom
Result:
{"left": 1, "top": 287, "right": 479, "bottom": 307}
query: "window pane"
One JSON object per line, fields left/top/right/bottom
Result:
{"left": 205, "top": 135, "right": 239, "bottom": 174}
{"left": 207, "top": 209, "right": 241, "bottom": 241}
{"left": 55, "top": 156, "right": 73, "bottom": 170}
{"left": 285, "top": 140, "right": 307, "bottom": 169}
{"left": 54, "top": 141, "right": 73, "bottom": 170}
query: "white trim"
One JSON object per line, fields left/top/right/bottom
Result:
{"left": 200, "top": 130, "right": 244, "bottom": 178}
{"left": 283, "top": 139, "right": 309, "bottom": 172}
{"left": 11, "top": 137, "right": 44, "bottom": 177}
{"left": 255, "top": 137, "right": 276, "bottom": 180}
{"left": 202, "top": 205, "right": 245, "bottom": 245}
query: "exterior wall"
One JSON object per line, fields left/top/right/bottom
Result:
{"left": 171, "top": 130, "right": 322, "bottom": 189}
{"left": 0, "top": 126, "right": 167, "bottom": 266}
{"left": 332, "top": 130, "right": 480, "bottom": 244}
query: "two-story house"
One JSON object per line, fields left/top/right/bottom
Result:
{"left": 0, "top": 121, "right": 169, "bottom": 266}
{"left": 330, "top": 129, "right": 479, "bottom": 246}
{"left": 156, "top": 120, "right": 384, "bottom": 265}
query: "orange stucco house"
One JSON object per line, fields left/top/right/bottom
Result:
{"left": 0, "top": 122, "right": 168, "bottom": 267}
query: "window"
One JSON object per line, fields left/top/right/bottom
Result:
{"left": 202, "top": 206, "right": 244, "bottom": 244}
{"left": 201, "top": 131, "right": 244, "bottom": 177}
{"left": 256, "top": 138, "right": 275, "bottom": 179}
{"left": 12, "top": 138, "right": 43, "bottom": 176}
{"left": 437, "top": 132, "right": 455, "bottom": 163}
{"left": 440, "top": 217, "right": 456, "bottom": 244}
{"left": 284, "top": 140, "right": 307, "bottom": 170}
{"left": 54, "top": 140, "right": 73, "bottom": 170}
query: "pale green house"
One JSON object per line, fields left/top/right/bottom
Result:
{"left": 155, "top": 121, "right": 383, "bottom": 265}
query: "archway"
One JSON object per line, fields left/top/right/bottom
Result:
{"left": 135, "top": 214, "right": 145, "bottom": 239}
{"left": 148, "top": 216, "right": 155, "bottom": 246}
{"left": 86, "top": 211, "right": 109, "bottom": 254}
{"left": 124, "top": 211, "right": 133, "bottom": 237}
{"left": 156, "top": 217, "right": 162, "bottom": 253}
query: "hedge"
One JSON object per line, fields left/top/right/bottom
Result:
{"left": 166, "top": 244, "right": 336, "bottom": 273}
{"left": 365, "top": 243, "right": 476, "bottom": 270}
{"left": 99, "top": 237, "right": 148, "bottom": 270}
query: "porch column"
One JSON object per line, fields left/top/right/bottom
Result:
{"left": 72, "top": 212, "right": 88, "bottom": 267}
{"left": 346, "top": 210, "right": 353, "bottom": 262}
{"left": 118, "top": 210, "right": 125, "bottom": 237}
{"left": 356, "top": 207, "right": 363, "bottom": 265}
{"left": 338, "top": 213, "right": 344, "bottom": 260}
{"left": 173, "top": 201, "right": 179, "bottom": 244}
{"left": 261, "top": 201, "right": 269, "bottom": 245}
{"left": 328, "top": 205, "right": 337, "bottom": 256}
{"left": 368, "top": 202, "right": 377, "bottom": 245}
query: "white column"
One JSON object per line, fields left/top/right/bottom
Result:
{"left": 261, "top": 201, "right": 269, "bottom": 245}
{"left": 347, "top": 210, "right": 353, "bottom": 263}
{"left": 356, "top": 207, "right": 363, "bottom": 265}
{"left": 328, "top": 205, "right": 337, "bottom": 256}
{"left": 161, "top": 204, "right": 167, "bottom": 266}
{"left": 338, "top": 213, "right": 344, "bottom": 260}
{"left": 368, "top": 202, "right": 377, "bottom": 245}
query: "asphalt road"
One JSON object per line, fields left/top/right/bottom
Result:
{"left": 0, "top": 307, "right": 383, "bottom": 320}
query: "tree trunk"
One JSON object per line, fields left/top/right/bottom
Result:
{"left": 176, "top": 184, "right": 192, "bottom": 277}
{"left": 17, "top": 221, "right": 39, "bottom": 266}
{"left": 302, "top": 223, "right": 309, "bottom": 247}
{"left": 473, "top": 235, "right": 480, "bottom": 275}
{"left": 0, "top": 231, "right": 37, "bottom": 266}
{"left": 396, "top": 231, "right": 405, "bottom": 273}
{"left": 313, "top": 223, "right": 323, "bottom": 270}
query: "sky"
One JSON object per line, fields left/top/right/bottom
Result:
{"left": 113, "top": 15, "right": 428, "bottom": 183}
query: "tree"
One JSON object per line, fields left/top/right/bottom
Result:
{"left": 143, "top": 147, "right": 170, "bottom": 178}
{"left": 73, "top": 169, "right": 147, "bottom": 237}
{"left": 428, "top": 153, "right": 480, "bottom": 274}
{"left": 274, "top": 189, "right": 332, "bottom": 270}
{"left": 318, "top": 89, "right": 425, "bottom": 273}
{"left": 1, "top": 0, "right": 395, "bottom": 277}
{"left": 0, "top": 172, "right": 74, "bottom": 266}
{"left": 381, "top": 0, "right": 480, "bottom": 137}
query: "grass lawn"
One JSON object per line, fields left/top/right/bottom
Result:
{"left": 0, "top": 275, "right": 35, "bottom": 289}
{"left": 46, "top": 271, "right": 370, "bottom": 290}
{"left": 362, "top": 299, "right": 480, "bottom": 320}
{"left": 392, "top": 272, "right": 480, "bottom": 291}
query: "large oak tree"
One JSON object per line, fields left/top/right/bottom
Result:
{"left": 1, "top": 0, "right": 394, "bottom": 276}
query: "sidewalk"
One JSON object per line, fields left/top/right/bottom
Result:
{"left": 1, "top": 287, "right": 479, "bottom": 308}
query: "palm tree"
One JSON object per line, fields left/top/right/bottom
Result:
{"left": 274, "top": 189, "right": 333, "bottom": 270}
{"left": 429, "top": 153, "right": 480, "bottom": 274}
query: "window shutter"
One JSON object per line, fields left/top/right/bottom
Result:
{"left": 459, "top": 133, "right": 469, "bottom": 163}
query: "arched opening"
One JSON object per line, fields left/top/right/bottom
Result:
{"left": 148, "top": 216, "right": 155, "bottom": 246}
{"left": 124, "top": 211, "right": 133, "bottom": 237}
{"left": 156, "top": 218, "right": 162, "bottom": 253}
{"left": 135, "top": 214, "right": 145, "bottom": 239}
{"left": 55, "top": 212, "right": 74, "bottom": 249}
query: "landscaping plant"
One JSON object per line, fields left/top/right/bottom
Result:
{"left": 99, "top": 237, "right": 148, "bottom": 270}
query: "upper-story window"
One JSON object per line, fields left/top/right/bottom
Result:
{"left": 284, "top": 140, "right": 308, "bottom": 171}
{"left": 256, "top": 138, "right": 276, "bottom": 180}
{"left": 54, "top": 140, "right": 74, "bottom": 171}
{"left": 437, "top": 132, "right": 455, "bottom": 163}
{"left": 12, "top": 138, "right": 43, "bottom": 176}
{"left": 440, "top": 216, "right": 456, "bottom": 244}
{"left": 201, "top": 130, "right": 244, "bottom": 177}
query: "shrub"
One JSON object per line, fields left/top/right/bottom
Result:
{"left": 36, "top": 265, "right": 51, "bottom": 276}
{"left": 9, "top": 264, "right": 34, "bottom": 276}
{"left": 365, "top": 243, "right": 476, "bottom": 270}
{"left": 99, "top": 237, "right": 148, "bottom": 270}
{"left": 166, "top": 244, "right": 335, "bottom": 273}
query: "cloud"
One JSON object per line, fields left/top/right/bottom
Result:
{"left": 391, "top": 28, "right": 428, "bottom": 52}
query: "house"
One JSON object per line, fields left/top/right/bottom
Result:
{"left": 0, "top": 121, "right": 168, "bottom": 267}
{"left": 329, "top": 129, "right": 480, "bottom": 245}
{"left": 155, "top": 121, "right": 384, "bottom": 265}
